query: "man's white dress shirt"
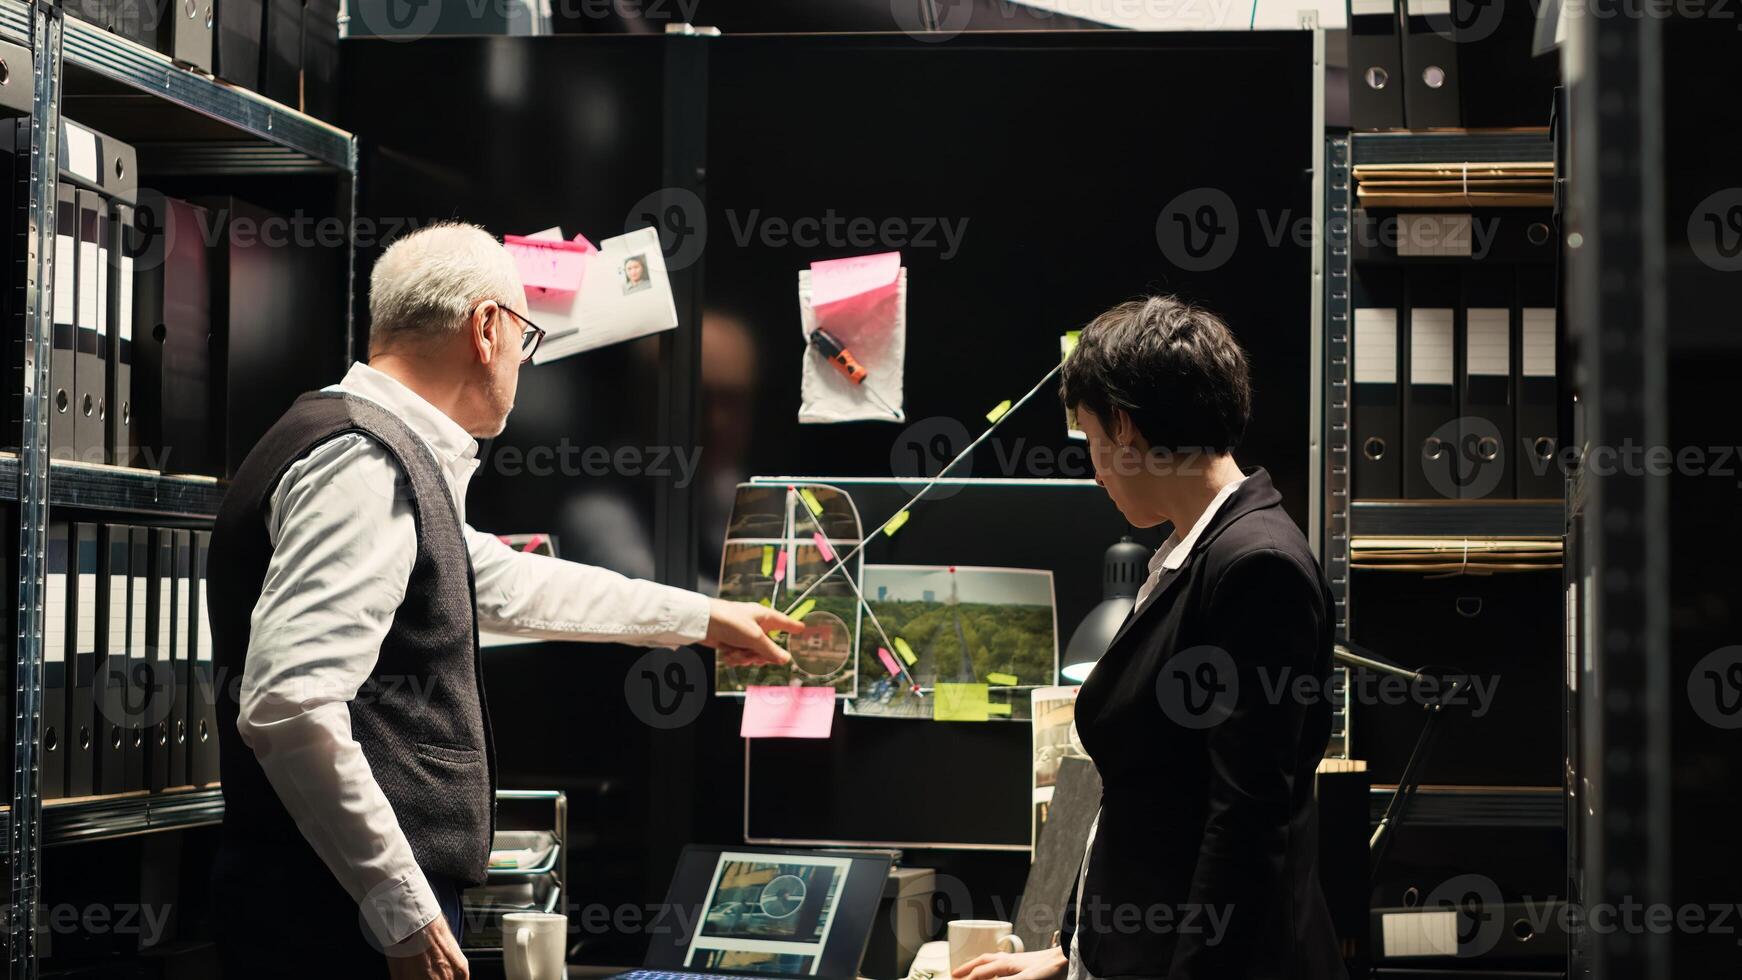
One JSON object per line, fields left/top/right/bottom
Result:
{"left": 1064, "top": 475, "right": 1246, "bottom": 980}
{"left": 237, "top": 361, "right": 712, "bottom": 946}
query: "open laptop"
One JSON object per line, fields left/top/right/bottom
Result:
{"left": 614, "top": 844, "right": 893, "bottom": 980}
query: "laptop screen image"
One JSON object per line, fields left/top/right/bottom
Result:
{"left": 644, "top": 845, "right": 893, "bottom": 979}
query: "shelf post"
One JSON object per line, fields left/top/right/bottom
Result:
{"left": 9, "top": 2, "right": 61, "bottom": 977}
{"left": 1566, "top": 5, "right": 1671, "bottom": 975}
{"left": 1322, "top": 135, "right": 1352, "bottom": 759}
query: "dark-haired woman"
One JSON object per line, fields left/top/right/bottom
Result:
{"left": 955, "top": 297, "right": 1345, "bottom": 980}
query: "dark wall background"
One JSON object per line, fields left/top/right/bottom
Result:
{"left": 346, "top": 36, "right": 695, "bottom": 964}
{"left": 698, "top": 30, "right": 1316, "bottom": 555}
{"left": 1660, "top": 21, "right": 1742, "bottom": 977}
{"left": 344, "top": 29, "right": 1315, "bottom": 964}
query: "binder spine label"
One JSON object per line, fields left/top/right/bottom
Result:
{"left": 176, "top": 579, "right": 191, "bottom": 661}
{"left": 46, "top": 571, "right": 66, "bottom": 664}
{"left": 63, "top": 123, "right": 98, "bottom": 184}
{"left": 197, "top": 590, "right": 212, "bottom": 665}
{"left": 1397, "top": 214, "right": 1472, "bottom": 258}
{"left": 1354, "top": 308, "right": 1399, "bottom": 384}
{"left": 130, "top": 574, "right": 148, "bottom": 667}
{"left": 1410, "top": 309, "right": 1456, "bottom": 386}
{"left": 95, "top": 228, "right": 108, "bottom": 338}
{"left": 118, "top": 249, "right": 133, "bottom": 342}
{"left": 78, "top": 235, "right": 99, "bottom": 333}
{"left": 1522, "top": 309, "right": 1555, "bottom": 377}
{"left": 109, "top": 577, "right": 128, "bottom": 662}
{"left": 157, "top": 571, "right": 171, "bottom": 656}
{"left": 1466, "top": 309, "right": 1511, "bottom": 377}
{"left": 54, "top": 230, "right": 74, "bottom": 325}
{"left": 77, "top": 572, "right": 97, "bottom": 655}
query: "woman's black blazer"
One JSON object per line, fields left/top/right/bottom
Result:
{"left": 1064, "top": 468, "right": 1347, "bottom": 980}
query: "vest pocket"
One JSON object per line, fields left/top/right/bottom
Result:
{"left": 414, "top": 741, "right": 481, "bottom": 765}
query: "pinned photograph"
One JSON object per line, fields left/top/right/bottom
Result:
{"left": 848, "top": 565, "right": 1057, "bottom": 721}
{"left": 527, "top": 226, "right": 679, "bottom": 362}
{"left": 717, "top": 482, "right": 864, "bottom": 697}
{"left": 1031, "top": 686, "right": 1089, "bottom": 846}
{"left": 788, "top": 610, "right": 853, "bottom": 679}
{"left": 622, "top": 253, "right": 652, "bottom": 294}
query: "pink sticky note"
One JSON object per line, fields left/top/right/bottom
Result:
{"left": 877, "top": 647, "right": 902, "bottom": 678}
{"left": 811, "top": 531, "right": 836, "bottom": 563}
{"left": 505, "top": 233, "right": 597, "bottom": 295}
{"left": 810, "top": 251, "right": 901, "bottom": 307}
{"left": 741, "top": 686, "right": 836, "bottom": 739}
{"left": 773, "top": 549, "right": 788, "bottom": 584}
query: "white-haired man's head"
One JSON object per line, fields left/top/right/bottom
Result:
{"left": 366, "top": 222, "right": 533, "bottom": 438}
{"left": 369, "top": 222, "right": 524, "bottom": 347}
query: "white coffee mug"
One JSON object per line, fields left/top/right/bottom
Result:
{"left": 947, "top": 919, "right": 1025, "bottom": 970}
{"left": 503, "top": 912, "right": 567, "bottom": 980}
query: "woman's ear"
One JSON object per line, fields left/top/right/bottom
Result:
{"left": 1112, "top": 408, "right": 1153, "bottom": 454}
{"left": 1111, "top": 407, "right": 1136, "bottom": 448}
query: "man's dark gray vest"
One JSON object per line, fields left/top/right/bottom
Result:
{"left": 207, "top": 391, "right": 496, "bottom": 886}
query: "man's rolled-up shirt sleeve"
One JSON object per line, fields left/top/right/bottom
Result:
{"left": 466, "top": 527, "right": 711, "bottom": 646}
{"left": 235, "top": 435, "right": 442, "bottom": 948}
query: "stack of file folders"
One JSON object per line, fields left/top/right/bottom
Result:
{"left": 2, "top": 118, "right": 141, "bottom": 470}
{"left": 1354, "top": 160, "right": 1555, "bottom": 209}
{"left": 1349, "top": 262, "right": 1560, "bottom": 500}
{"left": 20, "top": 521, "right": 221, "bottom": 801}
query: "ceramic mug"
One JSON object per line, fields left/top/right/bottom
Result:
{"left": 947, "top": 919, "right": 1025, "bottom": 970}
{"left": 503, "top": 912, "right": 566, "bottom": 980}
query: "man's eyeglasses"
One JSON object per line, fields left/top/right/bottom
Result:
{"left": 491, "top": 303, "right": 547, "bottom": 364}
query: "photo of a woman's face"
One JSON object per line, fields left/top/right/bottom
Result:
{"left": 625, "top": 258, "right": 645, "bottom": 283}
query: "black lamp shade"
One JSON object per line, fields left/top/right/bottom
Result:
{"left": 1062, "top": 537, "right": 1152, "bottom": 682}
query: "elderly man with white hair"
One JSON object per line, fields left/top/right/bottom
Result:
{"left": 203, "top": 222, "right": 798, "bottom": 980}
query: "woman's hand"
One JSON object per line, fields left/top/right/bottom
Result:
{"left": 950, "top": 947, "right": 1068, "bottom": 980}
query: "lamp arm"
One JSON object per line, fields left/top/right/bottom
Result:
{"left": 1332, "top": 639, "right": 1470, "bottom": 880}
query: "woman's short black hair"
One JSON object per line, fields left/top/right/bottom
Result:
{"left": 1059, "top": 295, "right": 1252, "bottom": 453}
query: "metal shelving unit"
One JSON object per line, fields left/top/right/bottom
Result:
{"left": 0, "top": 2, "right": 351, "bottom": 170}
{"left": 1324, "top": 130, "right": 1569, "bottom": 786}
{"left": 1350, "top": 499, "right": 1564, "bottom": 539}
{"left": 2, "top": 4, "right": 357, "bottom": 975}
{"left": 0, "top": 456, "right": 226, "bottom": 520}
{"left": 1367, "top": 786, "right": 1564, "bottom": 830}
{"left": 1348, "top": 129, "right": 1555, "bottom": 167}
{"left": 5, "top": 787, "right": 226, "bottom": 846}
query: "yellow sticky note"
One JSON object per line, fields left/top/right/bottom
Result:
{"left": 893, "top": 637, "right": 918, "bottom": 666}
{"left": 987, "top": 702, "right": 1013, "bottom": 716}
{"left": 798, "top": 487, "right": 825, "bottom": 517}
{"left": 790, "top": 598, "right": 817, "bottom": 623}
{"left": 761, "top": 545, "right": 774, "bottom": 576}
{"left": 882, "top": 509, "right": 911, "bottom": 536}
{"left": 986, "top": 399, "right": 1013, "bottom": 423}
{"left": 987, "top": 672, "right": 1019, "bottom": 687}
{"left": 933, "top": 683, "right": 991, "bottom": 722}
